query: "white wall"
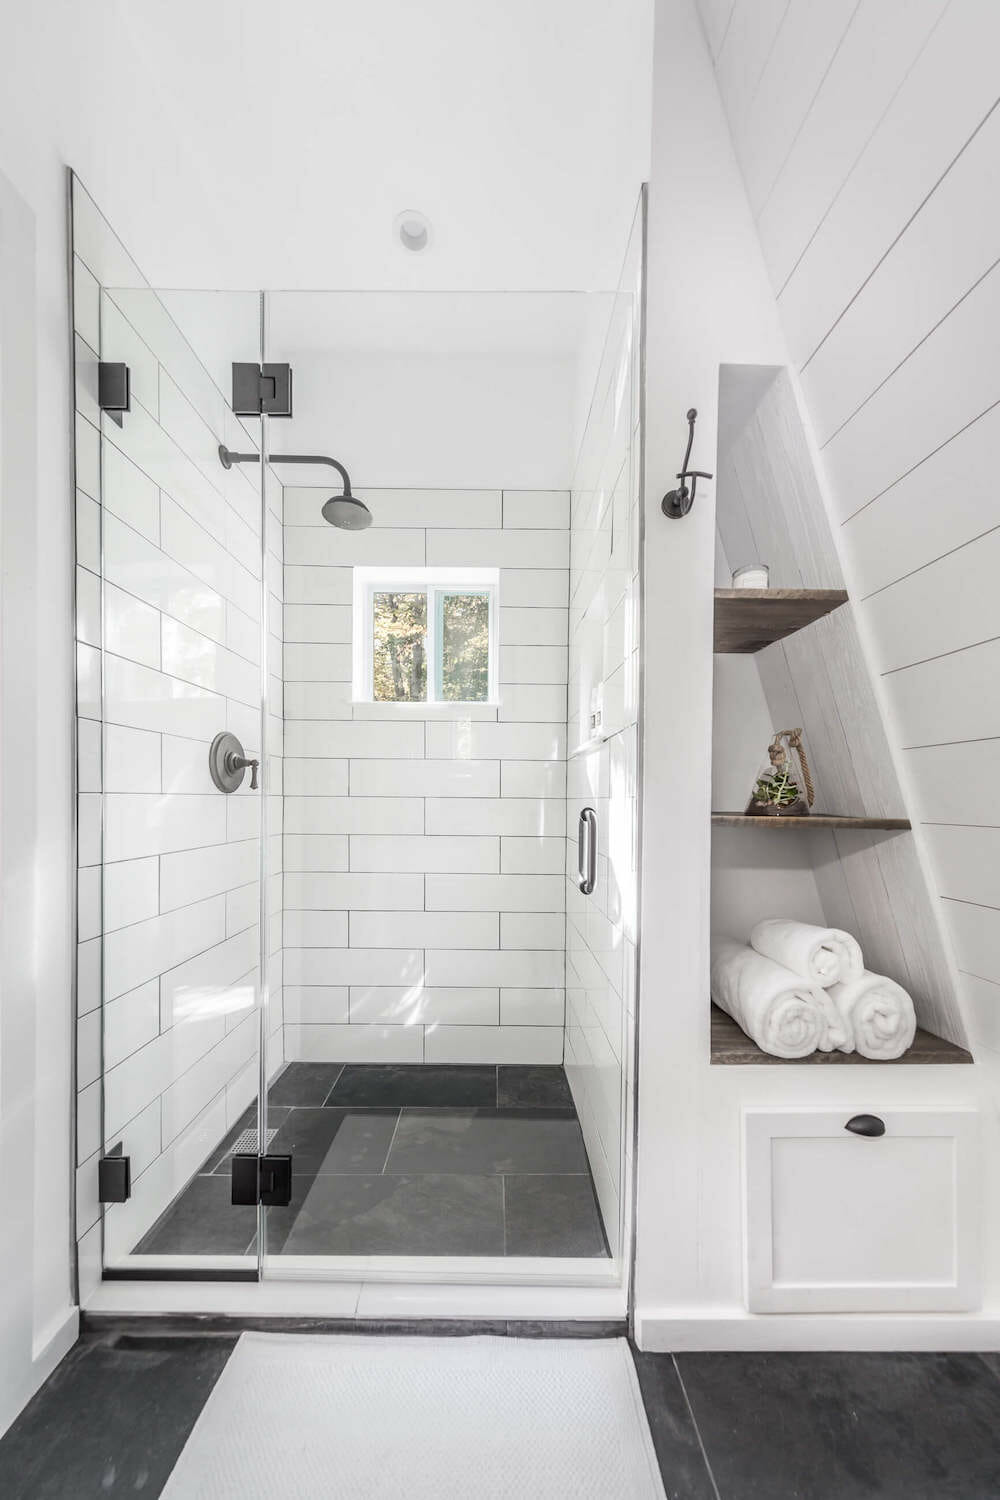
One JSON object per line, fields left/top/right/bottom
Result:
{"left": 281, "top": 486, "right": 569, "bottom": 1065}
{"left": 0, "top": 163, "right": 79, "bottom": 1436}
{"left": 701, "top": 0, "right": 1000, "bottom": 1059}
{"left": 635, "top": 0, "right": 789, "bottom": 1341}
{"left": 633, "top": 0, "right": 995, "bottom": 1348}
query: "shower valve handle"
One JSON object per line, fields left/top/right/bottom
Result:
{"left": 208, "top": 732, "right": 259, "bottom": 794}
{"left": 228, "top": 753, "right": 259, "bottom": 790}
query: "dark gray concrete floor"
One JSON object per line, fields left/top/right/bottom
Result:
{"left": 136, "top": 1064, "right": 609, "bottom": 1260}
{"left": 4, "top": 1333, "right": 1000, "bottom": 1498}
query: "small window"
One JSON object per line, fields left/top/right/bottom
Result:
{"left": 353, "top": 567, "right": 498, "bottom": 705}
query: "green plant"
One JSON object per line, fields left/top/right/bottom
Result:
{"left": 752, "top": 767, "right": 800, "bottom": 807}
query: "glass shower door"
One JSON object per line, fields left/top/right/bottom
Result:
{"left": 94, "top": 283, "right": 270, "bottom": 1274}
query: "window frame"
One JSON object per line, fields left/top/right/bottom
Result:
{"left": 352, "top": 566, "right": 499, "bottom": 706}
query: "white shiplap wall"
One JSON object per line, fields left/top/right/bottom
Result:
{"left": 73, "top": 183, "right": 283, "bottom": 1267}
{"left": 281, "top": 486, "right": 569, "bottom": 1065}
{"left": 699, "top": 0, "right": 1000, "bottom": 1049}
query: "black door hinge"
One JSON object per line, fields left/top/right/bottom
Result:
{"left": 231, "top": 362, "right": 293, "bottom": 418}
{"left": 231, "top": 1153, "right": 293, "bottom": 1207}
{"left": 98, "top": 362, "right": 131, "bottom": 427}
{"left": 98, "top": 1144, "right": 131, "bottom": 1203}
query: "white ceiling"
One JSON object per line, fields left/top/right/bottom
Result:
{"left": 112, "top": 0, "right": 653, "bottom": 292}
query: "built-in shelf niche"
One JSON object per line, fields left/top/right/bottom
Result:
{"left": 710, "top": 364, "right": 969, "bottom": 1063}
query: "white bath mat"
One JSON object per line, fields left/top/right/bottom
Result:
{"left": 162, "top": 1333, "right": 665, "bottom": 1499}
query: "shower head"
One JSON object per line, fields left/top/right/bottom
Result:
{"left": 322, "top": 493, "right": 372, "bottom": 530}
{"left": 217, "top": 445, "right": 372, "bottom": 528}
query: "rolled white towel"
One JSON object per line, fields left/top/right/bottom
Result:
{"left": 710, "top": 938, "right": 827, "bottom": 1058}
{"left": 749, "top": 918, "right": 864, "bottom": 989}
{"left": 828, "top": 970, "right": 916, "bottom": 1060}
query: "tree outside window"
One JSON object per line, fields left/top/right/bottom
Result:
{"left": 358, "top": 569, "right": 497, "bottom": 705}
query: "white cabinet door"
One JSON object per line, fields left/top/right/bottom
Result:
{"left": 744, "top": 1109, "right": 981, "bottom": 1313}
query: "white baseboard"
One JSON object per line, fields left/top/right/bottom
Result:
{"left": 635, "top": 1308, "right": 1000, "bottom": 1352}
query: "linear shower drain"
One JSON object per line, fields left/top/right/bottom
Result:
{"left": 230, "top": 1127, "right": 278, "bottom": 1154}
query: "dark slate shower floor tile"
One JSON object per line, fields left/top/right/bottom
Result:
{"left": 326, "top": 1063, "right": 497, "bottom": 1108}
{"left": 269, "top": 1107, "right": 399, "bottom": 1176}
{"left": 504, "top": 1174, "right": 608, "bottom": 1257}
{"left": 136, "top": 1174, "right": 257, "bottom": 1256}
{"left": 279, "top": 1173, "right": 505, "bottom": 1256}
{"left": 267, "top": 1061, "right": 345, "bottom": 1105}
{"left": 675, "top": 1350, "right": 1000, "bottom": 1500}
{"left": 385, "top": 1108, "right": 588, "bottom": 1176}
{"left": 498, "top": 1064, "right": 573, "bottom": 1108}
{"left": 0, "top": 1334, "right": 237, "bottom": 1500}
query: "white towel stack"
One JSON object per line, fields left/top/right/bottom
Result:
{"left": 711, "top": 919, "right": 916, "bottom": 1059}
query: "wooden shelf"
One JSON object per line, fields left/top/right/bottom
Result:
{"left": 710, "top": 1005, "right": 973, "bottom": 1065}
{"left": 712, "top": 813, "right": 911, "bottom": 830}
{"left": 714, "top": 588, "right": 848, "bottom": 653}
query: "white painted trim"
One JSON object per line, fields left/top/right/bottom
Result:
{"left": 83, "top": 1279, "right": 626, "bottom": 1322}
{"left": 635, "top": 1308, "right": 1000, "bottom": 1353}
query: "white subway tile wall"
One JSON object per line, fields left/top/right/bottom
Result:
{"left": 563, "top": 207, "right": 642, "bottom": 1262}
{"left": 72, "top": 183, "right": 282, "bottom": 1263}
{"left": 281, "top": 484, "right": 569, "bottom": 1065}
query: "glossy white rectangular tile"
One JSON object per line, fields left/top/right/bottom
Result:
{"left": 425, "top": 798, "right": 565, "bottom": 837}
{"left": 423, "top": 1025, "right": 563, "bottom": 1064}
{"left": 283, "top": 797, "right": 424, "bottom": 835}
{"left": 348, "top": 835, "right": 499, "bottom": 873}
{"left": 284, "top": 720, "right": 424, "bottom": 759}
{"left": 284, "top": 1023, "right": 424, "bottom": 1063}
{"left": 502, "top": 490, "right": 570, "bottom": 529}
{"left": 283, "top": 872, "right": 423, "bottom": 910}
{"left": 349, "top": 909, "right": 498, "bottom": 949}
{"left": 499, "top": 607, "right": 568, "bottom": 645}
{"left": 500, "top": 836, "right": 566, "bottom": 873}
{"left": 282, "top": 759, "right": 350, "bottom": 797}
{"left": 283, "top": 947, "right": 424, "bottom": 986}
{"left": 349, "top": 759, "right": 499, "bottom": 798}
{"left": 425, "top": 873, "right": 564, "bottom": 911}
{"left": 425, "top": 721, "right": 565, "bottom": 761}
{"left": 427, "top": 528, "right": 569, "bottom": 569}
{"left": 424, "top": 948, "right": 564, "bottom": 987}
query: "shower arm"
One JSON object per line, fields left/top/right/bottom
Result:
{"left": 218, "top": 444, "right": 353, "bottom": 494}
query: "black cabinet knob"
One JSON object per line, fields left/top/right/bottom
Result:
{"left": 845, "top": 1114, "right": 886, "bottom": 1138}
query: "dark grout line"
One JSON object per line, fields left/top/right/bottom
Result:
{"left": 501, "top": 1175, "right": 507, "bottom": 1257}
{"left": 671, "top": 1354, "right": 724, "bottom": 1500}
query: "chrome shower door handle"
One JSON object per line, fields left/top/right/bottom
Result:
{"left": 578, "top": 806, "right": 597, "bottom": 895}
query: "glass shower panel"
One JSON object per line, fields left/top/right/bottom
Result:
{"left": 564, "top": 192, "right": 645, "bottom": 1270}
{"left": 96, "top": 287, "right": 269, "bottom": 1272}
{"left": 258, "top": 288, "right": 628, "bottom": 1273}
